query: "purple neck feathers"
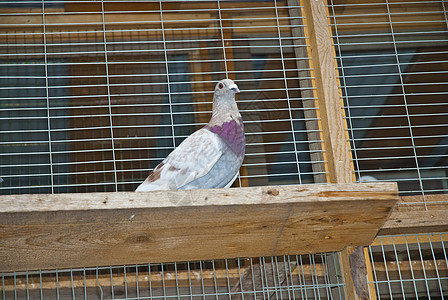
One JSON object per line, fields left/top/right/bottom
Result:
{"left": 205, "top": 118, "right": 245, "bottom": 157}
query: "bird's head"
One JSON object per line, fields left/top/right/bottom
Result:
{"left": 210, "top": 79, "right": 241, "bottom": 121}
{"left": 214, "top": 79, "right": 240, "bottom": 97}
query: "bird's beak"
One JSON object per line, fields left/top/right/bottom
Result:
{"left": 229, "top": 83, "right": 240, "bottom": 94}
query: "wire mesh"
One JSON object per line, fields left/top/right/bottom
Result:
{"left": 367, "top": 232, "right": 448, "bottom": 299}
{"left": 0, "top": 0, "right": 324, "bottom": 194}
{"left": 1, "top": 254, "right": 345, "bottom": 300}
{"left": 328, "top": 0, "right": 448, "bottom": 201}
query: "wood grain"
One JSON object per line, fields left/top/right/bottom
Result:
{"left": 0, "top": 183, "right": 397, "bottom": 272}
{"left": 379, "top": 195, "right": 448, "bottom": 236}
{"left": 301, "top": 0, "right": 354, "bottom": 185}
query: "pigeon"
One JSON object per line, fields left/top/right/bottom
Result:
{"left": 136, "top": 79, "right": 245, "bottom": 191}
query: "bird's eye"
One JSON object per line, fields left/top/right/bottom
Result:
{"left": 218, "top": 83, "right": 223, "bottom": 89}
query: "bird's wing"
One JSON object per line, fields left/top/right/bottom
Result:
{"left": 135, "top": 129, "right": 224, "bottom": 191}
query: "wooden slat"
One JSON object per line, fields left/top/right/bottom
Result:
{"left": 379, "top": 195, "right": 448, "bottom": 236}
{"left": 372, "top": 233, "right": 448, "bottom": 247}
{"left": 0, "top": 182, "right": 397, "bottom": 272}
{"left": 2, "top": 263, "right": 326, "bottom": 292}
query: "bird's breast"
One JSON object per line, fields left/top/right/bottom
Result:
{"left": 205, "top": 118, "right": 245, "bottom": 158}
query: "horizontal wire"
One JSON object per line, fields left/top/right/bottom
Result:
{"left": 0, "top": 4, "right": 302, "bottom": 16}
{"left": 0, "top": 35, "right": 307, "bottom": 48}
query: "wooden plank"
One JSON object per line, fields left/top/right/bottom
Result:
{"left": 379, "top": 195, "right": 448, "bottom": 236}
{"left": 0, "top": 182, "right": 397, "bottom": 272}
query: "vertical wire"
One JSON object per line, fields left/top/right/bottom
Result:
{"left": 274, "top": 0, "right": 302, "bottom": 184}
{"left": 83, "top": 268, "right": 87, "bottom": 300}
{"left": 282, "top": 257, "right": 293, "bottom": 300}
{"left": 56, "top": 269, "right": 60, "bottom": 300}
{"left": 41, "top": 0, "right": 54, "bottom": 194}
{"left": 211, "top": 260, "right": 219, "bottom": 300}
{"left": 148, "top": 264, "right": 153, "bottom": 300}
{"left": 299, "top": 255, "right": 308, "bottom": 300}
{"left": 442, "top": 0, "right": 448, "bottom": 29}
{"left": 295, "top": 255, "right": 305, "bottom": 300}
{"left": 311, "top": 254, "right": 322, "bottom": 299}
{"left": 427, "top": 235, "right": 444, "bottom": 297}
{"left": 96, "top": 267, "right": 104, "bottom": 300}
{"left": 199, "top": 261, "right": 206, "bottom": 300}
{"left": 2, "top": 272, "right": 5, "bottom": 300}
{"left": 248, "top": 258, "right": 256, "bottom": 299}
{"left": 109, "top": 266, "right": 115, "bottom": 299}
{"left": 273, "top": 257, "right": 283, "bottom": 300}
{"left": 224, "top": 259, "right": 232, "bottom": 300}
{"left": 259, "top": 258, "right": 267, "bottom": 299}
{"left": 187, "top": 262, "right": 193, "bottom": 300}
{"left": 328, "top": 1, "right": 361, "bottom": 182}
{"left": 124, "top": 266, "right": 128, "bottom": 300}
{"left": 404, "top": 235, "right": 419, "bottom": 299}
{"left": 236, "top": 259, "right": 244, "bottom": 299}
{"left": 159, "top": 0, "right": 177, "bottom": 149}
{"left": 100, "top": 0, "right": 118, "bottom": 191}
{"left": 161, "top": 263, "right": 167, "bottom": 300}
{"left": 320, "top": 254, "right": 333, "bottom": 300}
{"left": 380, "top": 238, "right": 394, "bottom": 299}
{"left": 308, "top": 255, "right": 316, "bottom": 297}
{"left": 26, "top": 271, "right": 29, "bottom": 300}
{"left": 440, "top": 234, "right": 448, "bottom": 296}
{"left": 262, "top": 257, "right": 270, "bottom": 298}
{"left": 368, "top": 245, "right": 381, "bottom": 300}
{"left": 174, "top": 262, "right": 180, "bottom": 299}
{"left": 39, "top": 270, "right": 43, "bottom": 300}
{"left": 330, "top": 252, "right": 344, "bottom": 299}
{"left": 70, "top": 269, "right": 75, "bottom": 300}
{"left": 391, "top": 237, "right": 406, "bottom": 299}
{"left": 216, "top": 0, "right": 228, "bottom": 78}
{"left": 135, "top": 265, "right": 140, "bottom": 300}
{"left": 416, "top": 235, "right": 431, "bottom": 298}
{"left": 385, "top": 0, "right": 426, "bottom": 205}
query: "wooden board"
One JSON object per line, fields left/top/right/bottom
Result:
{"left": 0, "top": 182, "right": 398, "bottom": 272}
{"left": 379, "top": 194, "right": 448, "bottom": 236}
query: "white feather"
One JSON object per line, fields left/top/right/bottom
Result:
{"left": 135, "top": 129, "right": 224, "bottom": 191}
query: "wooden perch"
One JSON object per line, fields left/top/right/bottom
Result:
{"left": 0, "top": 182, "right": 398, "bottom": 272}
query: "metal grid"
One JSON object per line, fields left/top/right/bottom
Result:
{"left": 368, "top": 233, "right": 448, "bottom": 299}
{"left": 1, "top": 254, "right": 345, "bottom": 300}
{"left": 329, "top": 1, "right": 448, "bottom": 298}
{"left": 328, "top": 0, "right": 448, "bottom": 200}
{"left": 0, "top": 0, "right": 324, "bottom": 194}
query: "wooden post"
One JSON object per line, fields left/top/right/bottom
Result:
{"left": 300, "top": 1, "right": 370, "bottom": 299}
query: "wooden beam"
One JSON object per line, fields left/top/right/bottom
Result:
{"left": 300, "top": 1, "right": 364, "bottom": 299}
{"left": 301, "top": 0, "right": 354, "bottom": 185}
{"left": 379, "top": 195, "right": 448, "bottom": 236}
{"left": 0, "top": 182, "right": 397, "bottom": 272}
{"left": 287, "top": 0, "right": 327, "bottom": 184}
